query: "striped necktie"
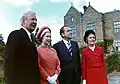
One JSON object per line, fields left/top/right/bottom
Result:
{"left": 67, "top": 42, "right": 72, "bottom": 56}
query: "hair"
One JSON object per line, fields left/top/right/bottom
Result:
{"left": 84, "top": 30, "right": 96, "bottom": 43}
{"left": 39, "top": 30, "right": 51, "bottom": 43}
{"left": 60, "top": 25, "right": 69, "bottom": 38}
{"left": 37, "top": 27, "right": 51, "bottom": 43}
{"left": 20, "top": 11, "right": 36, "bottom": 26}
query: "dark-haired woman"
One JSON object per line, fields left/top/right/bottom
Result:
{"left": 82, "top": 30, "right": 108, "bottom": 84}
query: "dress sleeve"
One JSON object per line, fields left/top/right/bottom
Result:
{"left": 82, "top": 50, "right": 86, "bottom": 80}
{"left": 37, "top": 51, "right": 49, "bottom": 80}
{"left": 54, "top": 50, "right": 61, "bottom": 75}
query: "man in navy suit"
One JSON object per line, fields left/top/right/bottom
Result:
{"left": 4, "top": 11, "right": 40, "bottom": 84}
{"left": 53, "top": 26, "right": 81, "bottom": 84}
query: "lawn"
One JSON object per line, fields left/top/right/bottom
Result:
{"left": 0, "top": 70, "right": 4, "bottom": 84}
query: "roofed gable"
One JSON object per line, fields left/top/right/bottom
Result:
{"left": 65, "top": 6, "right": 81, "bottom": 16}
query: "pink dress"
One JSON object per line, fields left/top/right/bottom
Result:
{"left": 37, "top": 45, "right": 61, "bottom": 84}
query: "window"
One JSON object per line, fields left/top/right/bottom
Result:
{"left": 86, "top": 23, "right": 96, "bottom": 31}
{"left": 115, "top": 40, "right": 120, "bottom": 47}
{"left": 114, "top": 21, "right": 120, "bottom": 51}
{"left": 115, "top": 40, "right": 120, "bottom": 51}
{"left": 114, "top": 21, "right": 120, "bottom": 33}
{"left": 70, "top": 25, "right": 76, "bottom": 40}
{"left": 71, "top": 17, "right": 73, "bottom": 22}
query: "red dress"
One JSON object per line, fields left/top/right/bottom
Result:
{"left": 82, "top": 46, "right": 108, "bottom": 84}
{"left": 37, "top": 45, "right": 61, "bottom": 84}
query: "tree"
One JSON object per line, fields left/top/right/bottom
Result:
{"left": 0, "top": 34, "right": 3, "bottom": 41}
{"left": 0, "top": 34, "right": 5, "bottom": 58}
{"left": 0, "top": 45, "right": 4, "bottom": 58}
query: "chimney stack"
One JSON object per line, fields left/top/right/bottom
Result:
{"left": 83, "top": 6, "right": 87, "bottom": 13}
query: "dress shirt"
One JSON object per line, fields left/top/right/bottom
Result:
{"left": 22, "top": 26, "right": 32, "bottom": 41}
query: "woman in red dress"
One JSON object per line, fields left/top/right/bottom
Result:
{"left": 37, "top": 26, "right": 61, "bottom": 84}
{"left": 82, "top": 30, "right": 108, "bottom": 84}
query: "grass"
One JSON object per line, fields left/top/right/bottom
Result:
{"left": 0, "top": 70, "right": 4, "bottom": 84}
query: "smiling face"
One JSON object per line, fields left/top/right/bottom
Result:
{"left": 42, "top": 32, "right": 51, "bottom": 46}
{"left": 24, "top": 13, "right": 37, "bottom": 33}
{"left": 87, "top": 34, "right": 96, "bottom": 45}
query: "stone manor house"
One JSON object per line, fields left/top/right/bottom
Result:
{"left": 64, "top": 3, "right": 120, "bottom": 51}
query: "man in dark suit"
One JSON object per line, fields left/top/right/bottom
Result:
{"left": 4, "top": 11, "right": 40, "bottom": 84}
{"left": 53, "top": 26, "right": 81, "bottom": 84}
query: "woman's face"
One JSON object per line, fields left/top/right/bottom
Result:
{"left": 87, "top": 34, "right": 96, "bottom": 45}
{"left": 42, "top": 32, "right": 51, "bottom": 46}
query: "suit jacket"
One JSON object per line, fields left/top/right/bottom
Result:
{"left": 53, "top": 40, "right": 81, "bottom": 84}
{"left": 4, "top": 28, "right": 40, "bottom": 84}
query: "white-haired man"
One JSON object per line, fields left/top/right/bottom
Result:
{"left": 4, "top": 11, "right": 40, "bottom": 84}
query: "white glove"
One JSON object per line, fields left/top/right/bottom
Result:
{"left": 48, "top": 82, "right": 57, "bottom": 84}
{"left": 50, "top": 74, "right": 58, "bottom": 82}
{"left": 47, "top": 76, "right": 56, "bottom": 84}
{"left": 52, "top": 81, "right": 57, "bottom": 84}
{"left": 82, "top": 80, "right": 86, "bottom": 84}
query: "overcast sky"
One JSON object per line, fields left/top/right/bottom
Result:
{"left": 0, "top": 0, "right": 120, "bottom": 44}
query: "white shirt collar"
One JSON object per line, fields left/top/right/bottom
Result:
{"left": 62, "top": 39, "right": 71, "bottom": 49}
{"left": 22, "top": 26, "right": 32, "bottom": 41}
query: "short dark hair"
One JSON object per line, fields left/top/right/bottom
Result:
{"left": 84, "top": 30, "right": 96, "bottom": 43}
{"left": 60, "top": 25, "right": 69, "bottom": 38}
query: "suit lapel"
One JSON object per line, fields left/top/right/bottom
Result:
{"left": 20, "top": 28, "right": 36, "bottom": 50}
{"left": 20, "top": 28, "right": 32, "bottom": 43}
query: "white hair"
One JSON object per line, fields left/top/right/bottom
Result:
{"left": 20, "top": 11, "right": 36, "bottom": 26}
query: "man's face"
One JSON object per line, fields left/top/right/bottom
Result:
{"left": 62, "top": 27, "right": 72, "bottom": 40}
{"left": 25, "top": 14, "right": 37, "bottom": 32}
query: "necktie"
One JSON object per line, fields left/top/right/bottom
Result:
{"left": 30, "top": 33, "right": 34, "bottom": 42}
{"left": 67, "top": 42, "right": 72, "bottom": 56}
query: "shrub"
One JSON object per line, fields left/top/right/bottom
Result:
{"left": 79, "top": 45, "right": 86, "bottom": 53}
{"left": 0, "top": 45, "right": 4, "bottom": 58}
{"left": 0, "top": 70, "right": 4, "bottom": 84}
{"left": 0, "top": 77, "right": 4, "bottom": 84}
{"left": 96, "top": 41, "right": 105, "bottom": 48}
{"left": 106, "top": 51, "right": 120, "bottom": 73}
